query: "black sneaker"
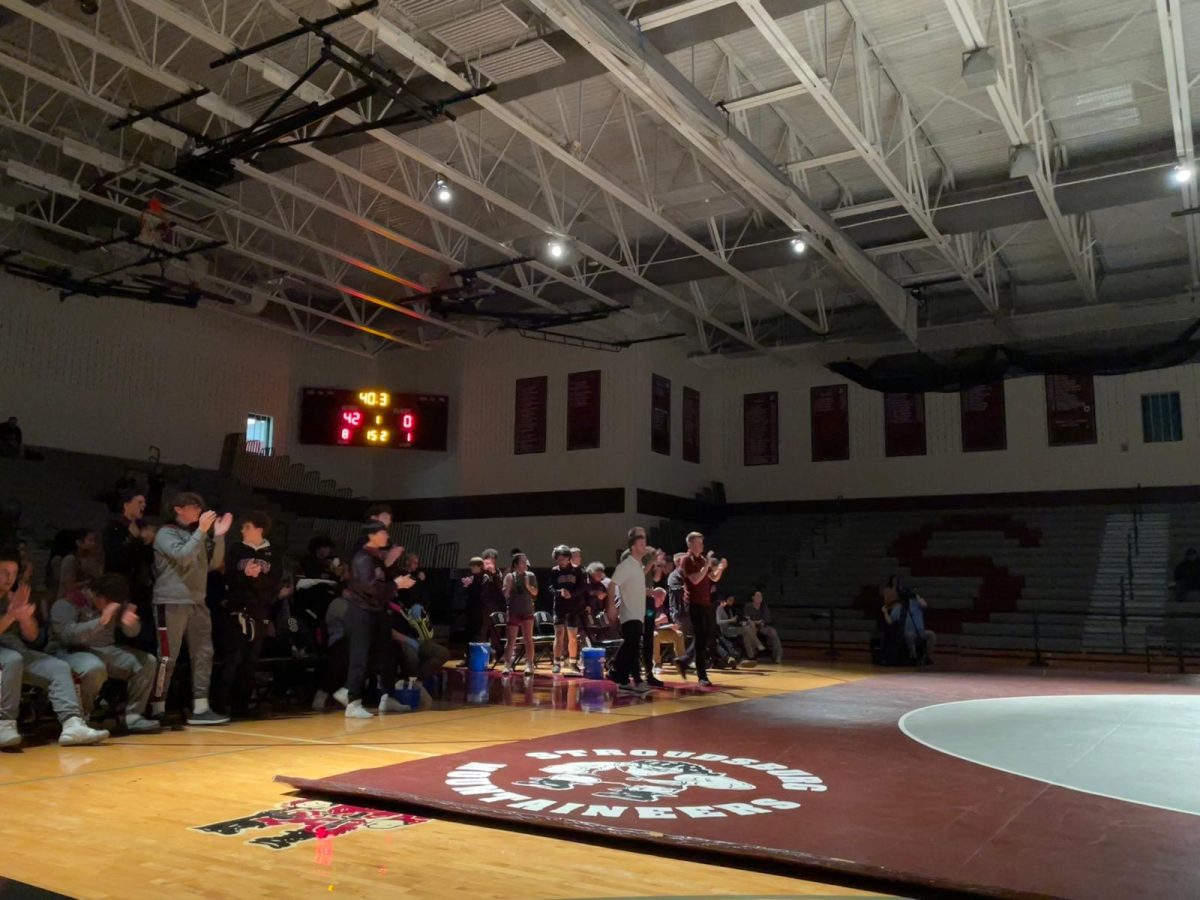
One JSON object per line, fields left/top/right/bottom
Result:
{"left": 186, "top": 709, "right": 231, "bottom": 726}
{"left": 645, "top": 675, "right": 665, "bottom": 688}
{"left": 675, "top": 661, "right": 688, "bottom": 680}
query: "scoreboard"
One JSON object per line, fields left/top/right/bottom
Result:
{"left": 298, "top": 388, "right": 449, "bottom": 451}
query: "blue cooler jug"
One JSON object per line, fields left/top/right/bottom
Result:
{"left": 581, "top": 646, "right": 606, "bottom": 680}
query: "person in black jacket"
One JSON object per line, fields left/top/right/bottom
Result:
{"left": 213, "top": 512, "right": 282, "bottom": 717}
{"left": 102, "top": 489, "right": 156, "bottom": 645}
{"left": 340, "top": 521, "right": 414, "bottom": 719}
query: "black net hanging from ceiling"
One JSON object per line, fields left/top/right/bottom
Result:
{"left": 828, "top": 319, "right": 1200, "bottom": 393}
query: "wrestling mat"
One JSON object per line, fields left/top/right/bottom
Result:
{"left": 280, "top": 671, "right": 1200, "bottom": 899}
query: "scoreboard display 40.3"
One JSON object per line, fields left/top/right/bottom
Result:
{"left": 298, "top": 388, "right": 449, "bottom": 451}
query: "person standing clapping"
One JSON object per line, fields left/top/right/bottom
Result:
{"left": 502, "top": 553, "right": 538, "bottom": 676}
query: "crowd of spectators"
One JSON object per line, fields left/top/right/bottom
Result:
{"left": 0, "top": 490, "right": 786, "bottom": 746}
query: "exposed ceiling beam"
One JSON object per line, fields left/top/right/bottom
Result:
{"left": 1154, "top": 0, "right": 1200, "bottom": 289}
{"left": 0, "top": 0, "right": 645, "bottom": 347}
{"left": 634, "top": 0, "right": 736, "bottom": 29}
{"left": 944, "top": 0, "right": 1100, "bottom": 301}
{"left": 734, "top": 0, "right": 998, "bottom": 315}
{"left": 522, "top": 0, "right": 918, "bottom": 341}
{"left": 523, "top": 146, "right": 1177, "bottom": 306}
{"left": 784, "top": 149, "right": 862, "bottom": 173}
{"left": 720, "top": 81, "right": 813, "bottom": 112}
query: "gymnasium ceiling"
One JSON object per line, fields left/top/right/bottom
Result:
{"left": 0, "top": 0, "right": 1197, "bottom": 362}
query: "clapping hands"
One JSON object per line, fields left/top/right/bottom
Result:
{"left": 8, "top": 583, "right": 34, "bottom": 622}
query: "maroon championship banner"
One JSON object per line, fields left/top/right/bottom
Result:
{"left": 960, "top": 381, "right": 1007, "bottom": 452}
{"left": 743, "top": 392, "right": 778, "bottom": 466}
{"left": 682, "top": 387, "right": 700, "bottom": 464}
{"left": 1045, "top": 374, "right": 1097, "bottom": 446}
{"left": 651, "top": 374, "right": 671, "bottom": 456}
{"left": 884, "top": 392, "right": 926, "bottom": 458}
{"left": 810, "top": 385, "right": 849, "bottom": 462}
{"left": 513, "top": 376, "right": 548, "bottom": 455}
{"left": 567, "top": 370, "right": 602, "bottom": 451}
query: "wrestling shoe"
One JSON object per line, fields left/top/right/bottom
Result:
{"left": 568, "top": 661, "right": 581, "bottom": 675}
{"left": 59, "top": 716, "right": 109, "bottom": 746}
{"left": 186, "top": 709, "right": 230, "bottom": 726}
{"left": 502, "top": 663, "right": 515, "bottom": 675}
{"left": 0, "top": 720, "right": 21, "bottom": 749}
{"left": 698, "top": 678, "right": 714, "bottom": 688}
{"left": 524, "top": 663, "right": 535, "bottom": 676}
{"left": 345, "top": 700, "right": 374, "bottom": 719}
{"left": 332, "top": 687, "right": 349, "bottom": 707}
{"left": 551, "top": 661, "right": 562, "bottom": 674}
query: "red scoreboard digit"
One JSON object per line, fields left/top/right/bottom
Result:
{"left": 300, "top": 388, "right": 448, "bottom": 451}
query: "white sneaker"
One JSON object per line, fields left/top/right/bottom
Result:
{"left": 59, "top": 716, "right": 109, "bottom": 746}
{"left": 551, "top": 662, "right": 562, "bottom": 674}
{"left": 345, "top": 700, "right": 373, "bottom": 719}
{"left": 378, "top": 694, "right": 409, "bottom": 714}
{"left": 524, "top": 664, "right": 535, "bottom": 676}
{"left": 0, "top": 719, "right": 21, "bottom": 749}
{"left": 332, "top": 687, "right": 349, "bottom": 708}
{"left": 311, "top": 690, "right": 329, "bottom": 712}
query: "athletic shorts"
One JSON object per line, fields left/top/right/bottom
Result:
{"left": 553, "top": 597, "right": 584, "bottom": 628}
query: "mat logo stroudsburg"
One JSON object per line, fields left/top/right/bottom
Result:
{"left": 444, "top": 748, "right": 826, "bottom": 821}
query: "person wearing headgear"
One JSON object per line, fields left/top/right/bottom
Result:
{"left": 501, "top": 552, "right": 538, "bottom": 676}
{"left": 548, "top": 544, "right": 586, "bottom": 675}
{"left": 338, "top": 520, "right": 415, "bottom": 718}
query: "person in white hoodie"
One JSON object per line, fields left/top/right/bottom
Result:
{"left": 0, "top": 547, "right": 109, "bottom": 748}
{"left": 608, "top": 529, "right": 654, "bottom": 695}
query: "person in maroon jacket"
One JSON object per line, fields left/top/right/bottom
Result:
{"left": 340, "top": 522, "right": 414, "bottom": 718}
{"left": 213, "top": 512, "right": 282, "bottom": 718}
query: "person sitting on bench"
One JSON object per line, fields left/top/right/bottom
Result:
{"left": 882, "top": 576, "right": 935, "bottom": 665}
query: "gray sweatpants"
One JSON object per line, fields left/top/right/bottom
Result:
{"left": 155, "top": 604, "right": 214, "bottom": 699}
{"left": 0, "top": 644, "right": 87, "bottom": 723}
{"left": 90, "top": 645, "right": 155, "bottom": 716}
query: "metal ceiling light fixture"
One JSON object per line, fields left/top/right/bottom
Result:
{"left": 434, "top": 177, "right": 452, "bottom": 204}
{"left": 790, "top": 236, "right": 808, "bottom": 255}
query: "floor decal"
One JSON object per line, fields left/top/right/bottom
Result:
{"left": 192, "top": 799, "right": 427, "bottom": 850}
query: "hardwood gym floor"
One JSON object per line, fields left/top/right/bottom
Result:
{"left": 0, "top": 665, "right": 894, "bottom": 900}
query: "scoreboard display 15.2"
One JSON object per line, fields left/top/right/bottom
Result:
{"left": 298, "top": 388, "right": 449, "bottom": 451}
